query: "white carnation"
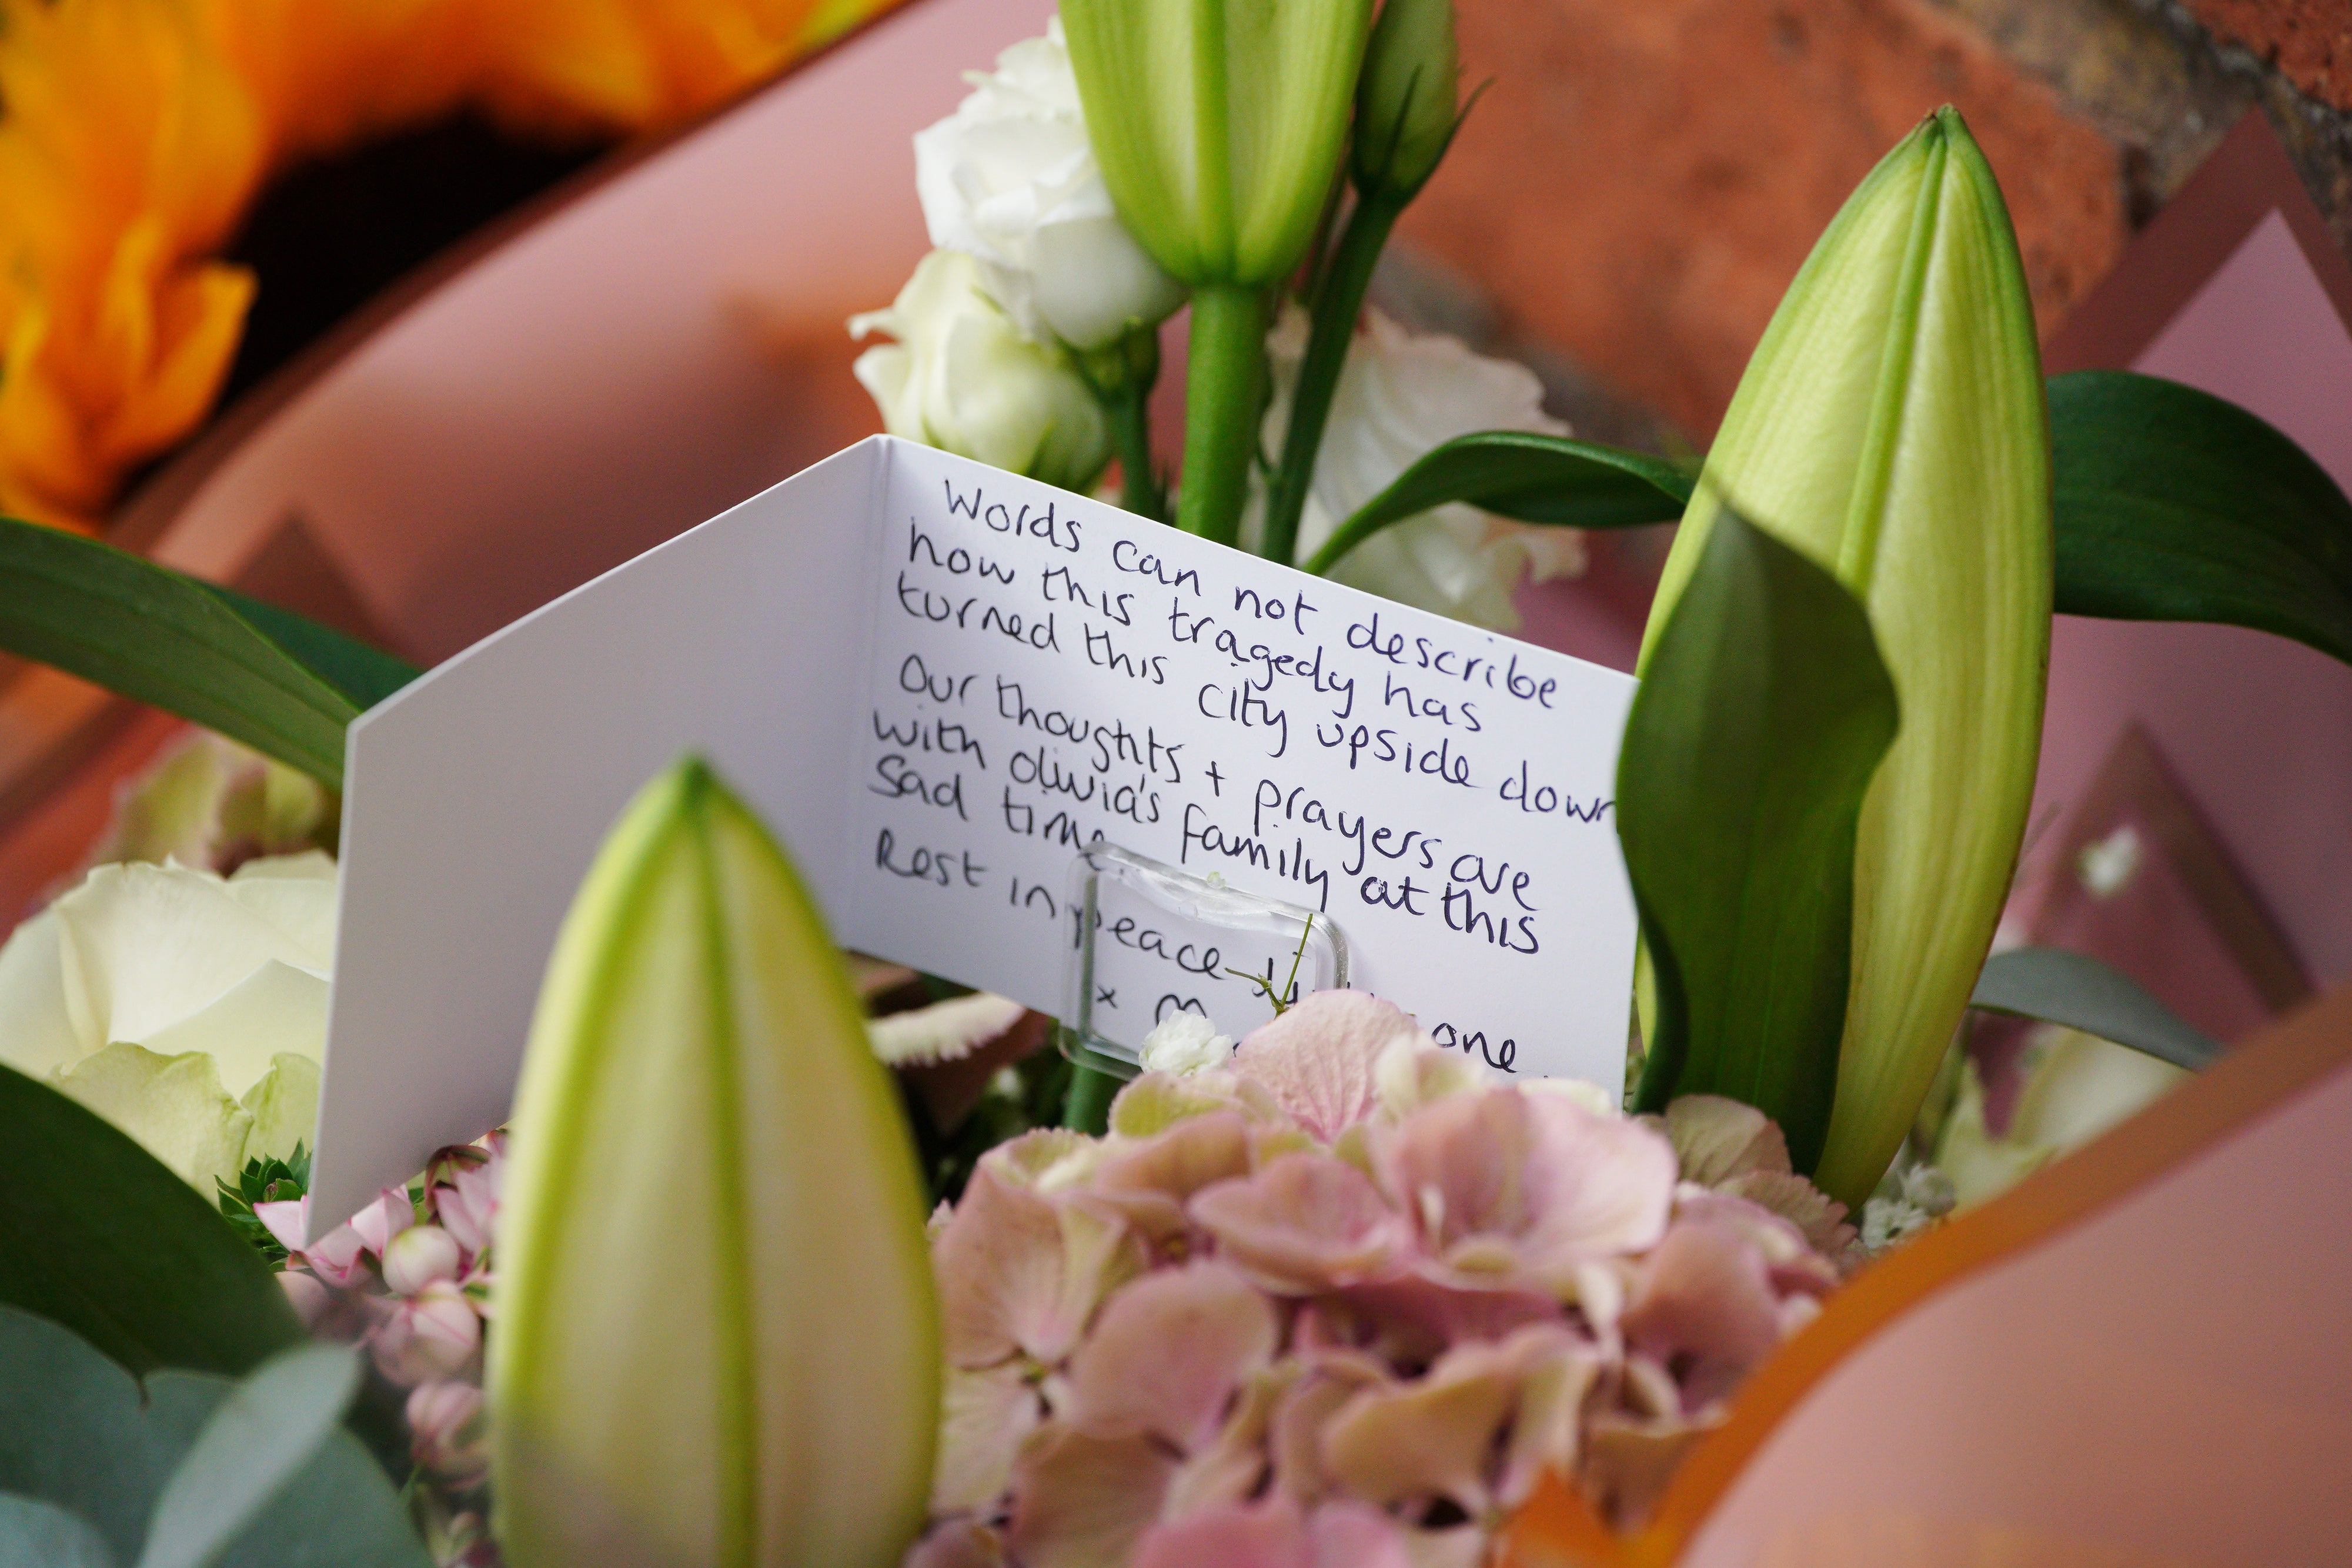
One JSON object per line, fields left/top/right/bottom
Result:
{"left": 1250, "top": 305, "right": 1586, "bottom": 628}
{"left": 1138, "top": 1012, "right": 1234, "bottom": 1076}
{"left": 914, "top": 19, "right": 1183, "bottom": 351}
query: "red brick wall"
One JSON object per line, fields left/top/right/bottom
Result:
{"left": 2185, "top": 0, "right": 2351, "bottom": 110}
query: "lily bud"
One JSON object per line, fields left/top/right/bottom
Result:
{"left": 1060, "top": 0, "right": 1374, "bottom": 285}
{"left": 1639, "top": 108, "right": 2052, "bottom": 1206}
{"left": 1353, "top": 0, "right": 1459, "bottom": 197}
{"left": 487, "top": 759, "right": 938, "bottom": 1568}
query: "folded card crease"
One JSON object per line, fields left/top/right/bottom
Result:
{"left": 315, "top": 437, "right": 1639, "bottom": 1231}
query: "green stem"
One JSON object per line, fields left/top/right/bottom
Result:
{"left": 1079, "top": 325, "right": 1166, "bottom": 521}
{"left": 1259, "top": 191, "right": 1405, "bottom": 566}
{"left": 1177, "top": 283, "right": 1270, "bottom": 545}
{"left": 1110, "top": 381, "right": 1162, "bottom": 521}
{"left": 1061, "top": 1063, "right": 1120, "bottom": 1134}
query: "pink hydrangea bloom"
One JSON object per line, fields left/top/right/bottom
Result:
{"left": 906, "top": 990, "right": 1851, "bottom": 1564}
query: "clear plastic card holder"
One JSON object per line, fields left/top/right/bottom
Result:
{"left": 1060, "top": 840, "right": 1348, "bottom": 1079}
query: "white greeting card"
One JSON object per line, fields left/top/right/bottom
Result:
{"left": 315, "top": 436, "right": 1638, "bottom": 1226}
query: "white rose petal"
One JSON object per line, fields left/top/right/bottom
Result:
{"left": 56, "top": 1042, "right": 253, "bottom": 1189}
{"left": 914, "top": 19, "right": 1182, "bottom": 350}
{"left": 0, "top": 855, "right": 337, "bottom": 1191}
{"left": 0, "top": 908, "right": 81, "bottom": 1079}
{"left": 1248, "top": 306, "right": 1586, "bottom": 628}
{"left": 852, "top": 249, "right": 1113, "bottom": 493}
{"left": 1138, "top": 1012, "right": 1234, "bottom": 1076}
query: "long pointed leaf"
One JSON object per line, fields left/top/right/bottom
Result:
{"left": 0, "top": 1065, "right": 302, "bottom": 1379}
{"left": 1305, "top": 430, "right": 1693, "bottom": 574}
{"left": 0, "top": 520, "right": 410, "bottom": 787}
{"left": 199, "top": 586, "right": 420, "bottom": 712}
{"left": 1619, "top": 507, "right": 1899, "bottom": 1172}
{"left": 2049, "top": 369, "right": 2352, "bottom": 664}
{"left": 1971, "top": 945, "right": 2222, "bottom": 1071}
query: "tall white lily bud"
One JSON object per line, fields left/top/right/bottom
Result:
{"left": 1640, "top": 109, "right": 2053, "bottom": 1206}
{"left": 488, "top": 760, "right": 938, "bottom": 1568}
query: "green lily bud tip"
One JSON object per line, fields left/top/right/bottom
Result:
{"left": 489, "top": 757, "right": 938, "bottom": 1568}
{"left": 1641, "top": 106, "right": 2052, "bottom": 1208}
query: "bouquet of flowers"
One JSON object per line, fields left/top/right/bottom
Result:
{"left": 0, "top": 2, "right": 2347, "bottom": 1567}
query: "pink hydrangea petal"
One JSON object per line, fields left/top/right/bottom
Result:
{"left": 902, "top": 1520, "right": 1006, "bottom": 1568}
{"left": 1620, "top": 1219, "right": 1785, "bottom": 1412}
{"left": 1134, "top": 1499, "right": 1309, "bottom": 1568}
{"left": 1320, "top": 1336, "right": 1526, "bottom": 1516}
{"left": 1379, "top": 1089, "right": 1676, "bottom": 1291}
{"left": 1494, "top": 1331, "right": 1603, "bottom": 1512}
{"left": 1162, "top": 1365, "right": 1292, "bottom": 1520}
{"left": 1269, "top": 1353, "right": 1392, "bottom": 1502}
{"left": 933, "top": 1164, "right": 1141, "bottom": 1369}
{"left": 1230, "top": 991, "right": 1431, "bottom": 1141}
{"left": 1580, "top": 1413, "right": 1718, "bottom": 1531}
{"left": 1716, "top": 1170, "right": 1857, "bottom": 1263}
{"left": 1090, "top": 1111, "right": 1253, "bottom": 1241}
{"left": 1189, "top": 1152, "right": 1416, "bottom": 1293}
{"left": 1008, "top": 1424, "right": 1177, "bottom": 1568}
{"left": 1654, "top": 1095, "right": 1790, "bottom": 1184}
{"left": 1295, "top": 1275, "right": 1562, "bottom": 1369}
{"left": 1065, "top": 1262, "right": 1277, "bottom": 1452}
{"left": 1307, "top": 1501, "right": 1414, "bottom": 1568}
{"left": 933, "top": 1364, "right": 1045, "bottom": 1514}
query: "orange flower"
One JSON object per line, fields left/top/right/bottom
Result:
{"left": 0, "top": 0, "right": 266, "bottom": 528}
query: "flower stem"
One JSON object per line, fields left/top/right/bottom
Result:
{"left": 1061, "top": 1062, "right": 1119, "bottom": 1134}
{"left": 1258, "top": 190, "right": 1405, "bottom": 566}
{"left": 1177, "top": 283, "right": 1270, "bottom": 545}
{"left": 1110, "top": 380, "right": 1162, "bottom": 520}
{"left": 1081, "top": 326, "right": 1166, "bottom": 521}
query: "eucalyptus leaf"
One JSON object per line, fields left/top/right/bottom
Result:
{"left": 0, "top": 1306, "right": 427, "bottom": 1568}
{"left": 135, "top": 1345, "right": 360, "bottom": 1568}
{"left": 0, "top": 1065, "right": 302, "bottom": 1380}
{"left": 0, "top": 1308, "right": 178, "bottom": 1561}
{"left": 1619, "top": 507, "right": 1899, "bottom": 1173}
{"left": 0, "top": 519, "right": 417, "bottom": 787}
{"left": 1971, "top": 945, "right": 2222, "bottom": 1071}
{"left": 0, "top": 1495, "right": 120, "bottom": 1568}
{"left": 1306, "top": 430, "right": 1693, "bottom": 575}
{"left": 139, "top": 1377, "right": 426, "bottom": 1568}
{"left": 2049, "top": 369, "right": 2352, "bottom": 666}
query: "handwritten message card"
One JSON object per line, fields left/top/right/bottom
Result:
{"left": 316, "top": 437, "right": 1636, "bottom": 1225}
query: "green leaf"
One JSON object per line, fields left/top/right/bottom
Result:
{"left": 0, "top": 1306, "right": 427, "bottom": 1568}
{"left": 0, "top": 1308, "right": 173, "bottom": 1562}
{"left": 0, "top": 519, "right": 420, "bottom": 788}
{"left": 199, "top": 586, "right": 420, "bottom": 712}
{"left": 0, "top": 1065, "right": 302, "bottom": 1380}
{"left": 0, "top": 1495, "right": 120, "bottom": 1568}
{"left": 135, "top": 1345, "right": 360, "bottom": 1568}
{"left": 1619, "top": 507, "right": 1900, "bottom": 1172}
{"left": 2049, "top": 369, "right": 2352, "bottom": 665}
{"left": 1970, "top": 946, "right": 2221, "bottom": 1071}
{"left": 1306, "top": 430, "right": 1694, "bottom": 576}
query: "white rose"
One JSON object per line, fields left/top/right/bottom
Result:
{"left": 0, "top": 852, "right": 337, "bottom": 1190}
{"left": 1138, "top": 1011, "right": 1234, "bottom": 1076}
{"left": 851, "top": 249, "right": 1114, "bottom": 493}
{"left": 1933, "top": 1024, "right": 2189, "bottom": 1208}
{"left": 914, "top": 19, "right": 1184, "bottom": 351}
{"left": 1248, "top": 305, "right": 1586, "bottom": 628}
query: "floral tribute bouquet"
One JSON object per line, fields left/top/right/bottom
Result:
{"left": 0, "top": 2, "right": 2347, "bottom": 1567}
